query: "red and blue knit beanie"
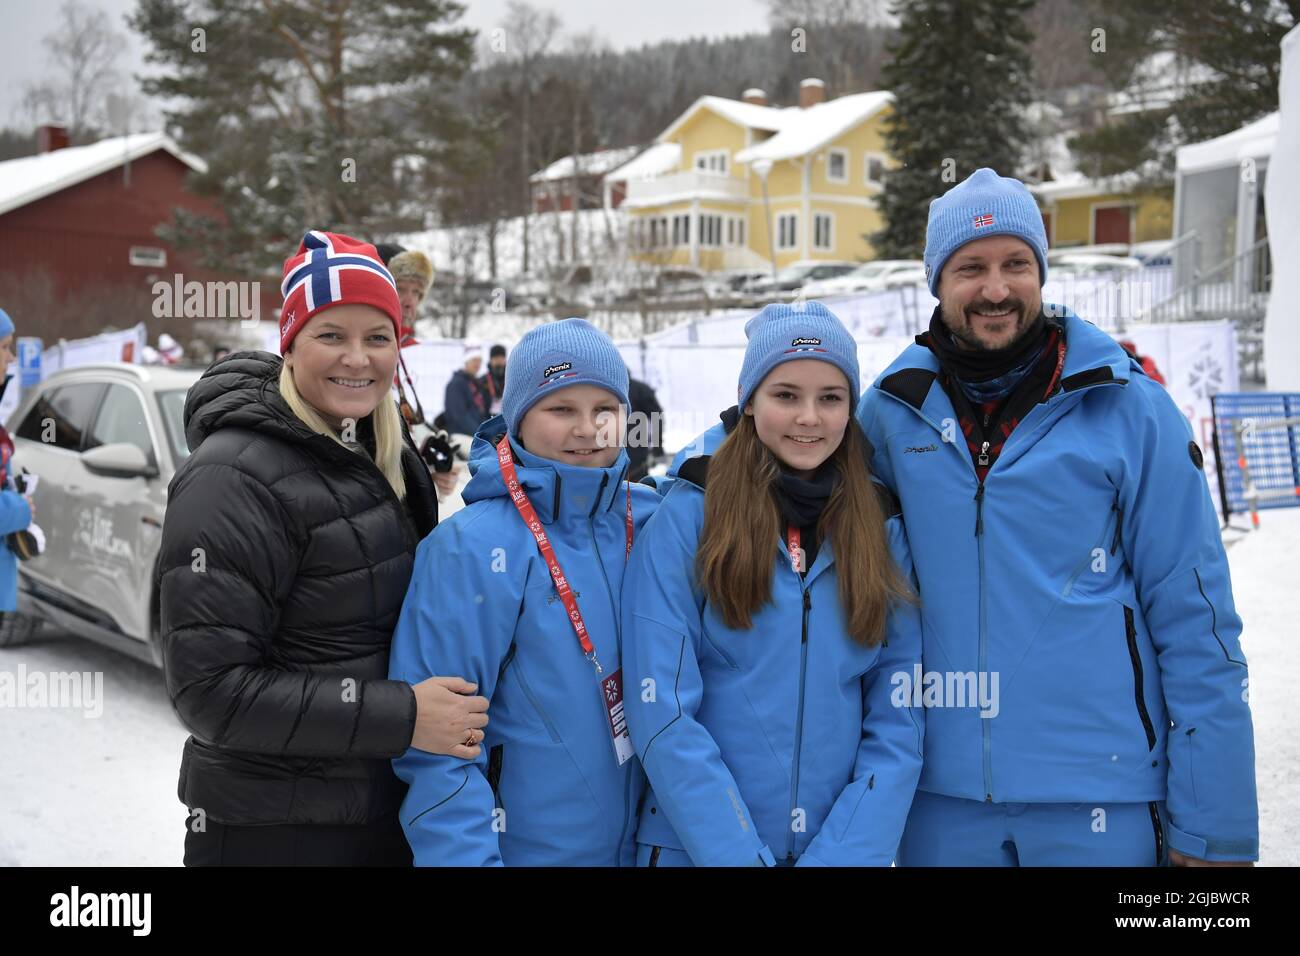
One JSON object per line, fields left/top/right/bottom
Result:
{"left": 279, "top": 230, "right": 402, "bottom": 354}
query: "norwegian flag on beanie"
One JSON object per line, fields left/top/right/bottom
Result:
{"left": 278, "top": 230, "right": 402, "bottom": 354}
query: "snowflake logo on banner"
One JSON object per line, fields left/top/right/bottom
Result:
{"left": 1187, "top": 348, "right": 1223, "bottom": 400}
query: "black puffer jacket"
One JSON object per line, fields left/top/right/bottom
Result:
{"left": 157, "top": 351, "right": 438, "bottom": 826}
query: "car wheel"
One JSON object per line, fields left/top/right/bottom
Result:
{"left": 0, "top": 611, "right": 43, "bottom": 648}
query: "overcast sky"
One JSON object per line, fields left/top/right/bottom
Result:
{"left": 0, "top": 0, "right": 768, "bottom": 131}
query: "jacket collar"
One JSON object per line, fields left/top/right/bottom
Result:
{"left": 872, "top": 307, "right": 1132, "bottom": 422}
{"left": 462, "top": 414, "right": 630, "bottom": 525}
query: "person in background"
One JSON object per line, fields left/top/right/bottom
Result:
{"left": 1118, "top": 339, "right": 1167, "bottom": 386}
{"left": 380, "top": 244, "right": 460, "bottom": 498}
{"left": 480, "top": 344, "right": 507, "bottom": 416}
{"left": 388, "top": 249, "right": 435, "bottom": 348}
{"left": 443, "top": 344, "right": 490, "bottom": 437}
{"left": 0, "top": 308, "right": 35, "bottom": 619}
{"left": 626, "top": 375, "right": 664, "bottom": 483}
{"left": 157, "top": 333, "right": 184, "bottom": 365}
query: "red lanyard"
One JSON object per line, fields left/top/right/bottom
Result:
{"left": 496, "top": 434, "right": 633, "bottom": 673}
{"left": 787, "top": 523, "right": 803, "bottom": 573}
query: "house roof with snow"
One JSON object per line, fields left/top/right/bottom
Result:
{"left": 657, "top": 95, "right": 789, "bottom": 143}
{"left": 602, "top": 142, "right": 682, "bottom": 183}
{"left": 734, "top": 90, "right": 894, "bottom": 163}
{"left": 0, "top": 132, "right": 207, "bottom": 218}
{"left": 529, "top": 145, "right": 643, "bottom": 184}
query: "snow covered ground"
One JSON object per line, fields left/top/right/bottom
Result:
{"left": 1, "top": 510, "right": 1296, "bottom": 866}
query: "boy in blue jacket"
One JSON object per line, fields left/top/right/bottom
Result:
{"left": 390, "top": 319, "right": 660, "bottom": 865}
{"left": 623, "top": 303, "right": 925, "bottom": 866}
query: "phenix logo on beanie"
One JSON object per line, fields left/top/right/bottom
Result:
{"left": 736, "top": 301, "right": 860, "bottom": 410}
{"left": 501, "top": 318, "right": 630, "bottom": 437}
{"left": 278, "top": 230, "right": 402, "bottom": 354}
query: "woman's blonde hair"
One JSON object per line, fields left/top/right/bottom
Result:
{"left": 696, "top": 414, "right": 912, "bottom": 647}
{"left": 279, "top": 362, "right": 407, "bottom": 500}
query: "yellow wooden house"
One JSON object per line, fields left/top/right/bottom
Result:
{"left": 1030, "top": 173, "right": 1173, "bottom": 249}
{"left": 610, "top": 80, "right": 895, "bottom": 273}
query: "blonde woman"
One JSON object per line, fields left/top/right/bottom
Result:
{"left": 158, "top": 232, "right": 487, "bottom": 866}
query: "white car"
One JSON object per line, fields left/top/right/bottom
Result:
{"left": 801, "top": 259, "right": 925, "bottom": 297}
{"left": 1046, "top": 252, "right": 1144, "bottom": 276}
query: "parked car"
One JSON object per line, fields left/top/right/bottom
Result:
{"left": 0, "top": 363, "right": 200, "bottom": 665}
{"left": 743, "top": 260, "right": 857, "bottom": 300}
{"left": 721, "top": 269, "right": 768, "bottom": 294}
{"left": 1047, "top": 252, "right": 1144, "bottom": 276}
{"left": 651, "top": 267, "right": 730, "bottom": 301}
{"left": 800, "top": 259, "right": 925, "bottom": 297}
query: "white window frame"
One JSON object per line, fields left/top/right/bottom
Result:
{"left": 813, "top": 212, "right": 835, "bottom": 252}
{"left": 864, "top": 152, "right": 887, "bottom": 189}
{"left": 725, "top": 215, "right": 746, "bottom": 248}
{"left": 129, "top": 246, "right": 167, "bottom": 268}
{"left": 699, "top": 213, "right": 723, "bottom": 249}
{"left": 693, "top": 149, "right": 729, "bottom": 176}
{"left": 826, "top": 148, "right": 848, "bottom": 185}
{"left": 672, "top": 213, "right": 691, "bottom": 247}
{"left": 776, "top": 212, "right": 799, "bottom": 251}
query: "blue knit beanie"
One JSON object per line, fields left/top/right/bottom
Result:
{"left": 923, "top": 167, "right": 1048, "bottom": 296}
{"left": 0, "top": 308, "right": 14, "bottom": 339}
{"left": 737, "top": 301, "right": 860, "bottom": 411}
{"left": 501, "top": 318, "right": 630, "bottom": 437}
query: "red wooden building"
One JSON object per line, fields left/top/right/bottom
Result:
{"left": 0, "top": 126, "right": 275, "bottom": 344}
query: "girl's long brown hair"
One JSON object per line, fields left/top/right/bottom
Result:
{"left": 696, "top": 414, "right": 913, "bottom": 646}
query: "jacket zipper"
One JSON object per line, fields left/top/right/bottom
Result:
{"left": 1061, "top": 498, "right": 1121, "bottom": 598}
{"left": 487, "top": 744, "right": 504, "bottom": 804}
{"left": 1124, "top": 605, "right": 1157, "bottom": 751}
{"left": 786, "top": 587, "right": 812, "bottom": 863}
{"left": 504, "top": 647, "right": 561, "bottom": 743}
{"left": 586, "top": 471, "right": 637, "bottom": 866}
{"left": 974, "top": 481, "right": 992, "bottom": 801}
{"left": 877, "top": 374, "right": 1123, "bottom": 805}
{"left": 1148, "top": 802, "right": 1164, "bottom": 865}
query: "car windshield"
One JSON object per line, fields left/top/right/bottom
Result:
{"left": 156, "top": 389, "right": 190, "bottom": 464}
{"left": 774, "top": 264, "right": 816, "bottom": 282}
{"left": 847, "top": 263, "right": 890, "bottom": 279}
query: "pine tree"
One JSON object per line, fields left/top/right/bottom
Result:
{"left": 871, "top": 0, "right": 1036, "bottom": 259}
{"left": 129, "top": 0, "right": 474, "bottom": 276}
{"left": 1069, "top": 0, "right": 1296, "bottom": 187}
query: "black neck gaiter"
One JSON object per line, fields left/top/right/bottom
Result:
{"left": 922, "top": 306, "right": 1049, "bottom": 384}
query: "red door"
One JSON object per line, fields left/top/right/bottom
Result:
{"left": 1094, "top": 206, "right": 1132, "bottom": 245}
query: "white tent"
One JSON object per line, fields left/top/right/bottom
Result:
{"left": 1173, "top": 112, "right": 1277, "bottom": 281}
{"left": 1264, "top": 24, "right": 1300, "bottom": 391}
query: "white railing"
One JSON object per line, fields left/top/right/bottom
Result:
{"left": 625, "top": 170, "right": 749, "bottom": 205}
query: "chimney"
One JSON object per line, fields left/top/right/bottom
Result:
{"left": 799, "top": 78, "right": 826, "bottom": 109}
{"left": 742, "top": 88, "right": 768, "bottom": 107}
{"left": 38, "top": 125, "right": 70, "bottom": 153}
